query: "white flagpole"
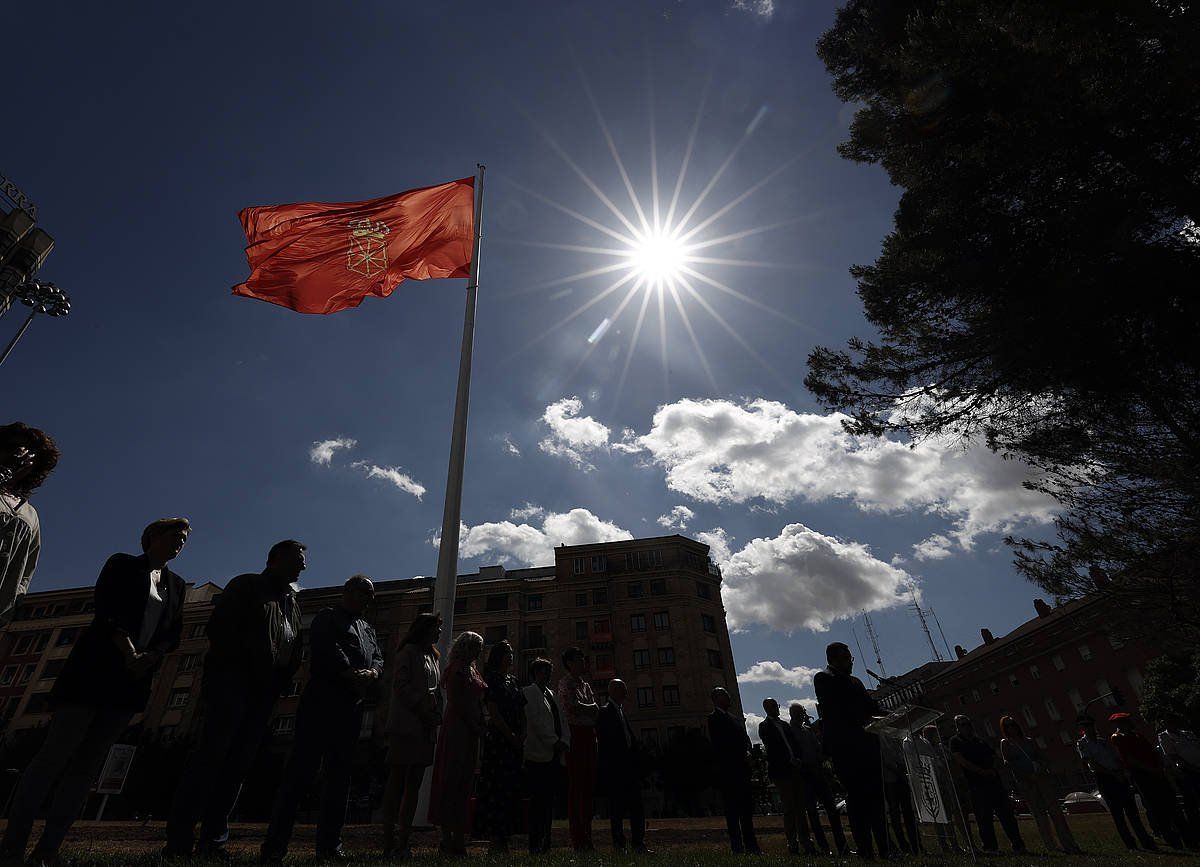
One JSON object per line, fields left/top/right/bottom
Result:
{"left": 415, "top": 165, "right": 485, "bottom": 827}
{"left": 433, "top": 163, "right": 485, "bottom": 657}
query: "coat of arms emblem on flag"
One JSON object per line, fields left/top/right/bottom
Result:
{"left": 347, "top": 218, "right": 390, "bottom": 278}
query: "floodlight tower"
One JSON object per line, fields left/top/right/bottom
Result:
{"left": 0, "top": 173, "right": 69, "bottom": 368}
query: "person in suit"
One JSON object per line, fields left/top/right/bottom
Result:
{"left": 759, "top": 697, "right": 816, "bottom": 855}
{"left": 597, "top": 679, "right": 648, "bottom": 853}
{"left": 261, "top": 575, "right": 383, "bottom": 863}
{"left": 813, "top": 641, "right": 889, "bottom": 859}
{"left": 708, "top": 687, "right": 760, "bottom": 854}
{"left": 0, "top": 518, "right": 189, "bottom": 865}
{"left": 165, "top": 540, "right": 305, "bottom": 859}
{"left": 0, "top": 422, "right": 59, "bottom": 626}
{"left": 522, "top": 657, "right": 569, "bottom": 854}
{"left": 380, "top": 612, "right": 443, "bottom": 859}
{"left": 789, "top": 702, "right": 848, "bottom": 855}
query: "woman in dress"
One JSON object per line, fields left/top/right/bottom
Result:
{"left": 999, "top": 715, "right": 1083, "bottom": 854}
{"left": 428, "top": 631, "right": 486, "bottom": 856}
{"left": 381, "top": 612, "right": 443, "bottom": 859}
{"left": 475, "top": 641, "right": 527, "bottom": 853}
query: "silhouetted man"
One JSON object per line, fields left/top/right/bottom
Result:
{"left": 813, "top": 641, "right": 889, "bottom": 859}
{"left": 598, "top": 679, "right": 648, "bottom": 853}
{"left": 261, "top": 575, "right": 382, "bottom": 863}
{"left": 708, "top": 687, "right": 760, "bottom": 854}
{"left": 949, "top": 714, "right": 1025, "bottom": 855}
{"left": 759, "top": 697, "right": 815, "bottom": 855}
{"left": 0, "top": 518, "right": 189, "bottom": 865}
{"left": 1077, "top": 715, "right": 1156, "bottom": 851}
{"left": 0, "top": 422, "right": 59, "bottom": 626}
{"left": 165, "top": 540, "right": 305, "bottom": 859}
{"left": 789, "top": 702, "right": 847, "bottom": 855}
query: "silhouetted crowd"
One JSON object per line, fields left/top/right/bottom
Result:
{"left": 2, "top": 422, "right": 1200, "bottom": 863}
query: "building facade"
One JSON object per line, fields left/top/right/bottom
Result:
{"left": 0, "top": 535, "right": 740, "bottom": 816}
{"left": 873, "top": 593, "right": 1161, "bottom": 793}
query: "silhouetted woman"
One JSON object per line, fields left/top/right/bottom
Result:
{"left": 475, "top": 640, "right": 526, "bottom": 853}
{"left": 1000, "top": 715, "right": 1082, "bottom": 854}
{"left": 428, "top": 631, "right": 486, "bottom": 856}
{"left": 381, "top": 612, "right": 443, "bottom": 859}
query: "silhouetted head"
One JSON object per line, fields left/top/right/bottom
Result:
{"left": 341, "top": 574, "right": 374, "bottom": 616}
{"left": 0, "top": 422, "right": 59, "bottom": 500}
{"left": 486, "top": 640, "right": 514, "bottom": 674}
{"left": 954, "top": 714, "right": 974, "bottom": 737}
{"left": 141, "top": 518, "right": 190, "bottom": 566}
{"left": 789, "top": 703, "right": 811, "bottom": 725}
{"left": 921, "top": 725, "right": 940, "bottom": 744}
{"left": 1000, "top": 715, "right": 1023, "bottom": 740}
{"left": 449, "top": 631, "right": 484, "bottom": 666}
{"left": 826, "top": 642, "right": 853, "bottom": 675}
{"left": 609, "top": 679, "right": 628, "bottom": 705}
{"left": 711, "top": 687, "right": 731, "bottom": 710}
{"left": 562, "top": 646, "right": 587, "bottom": 677}
{"left": 763, "top": 697, "right": 780, "bottom": 718}
{"left": 400, "top": 612, "right": 442, "bottom": 656}
{"left": 530, "top": 657, "right": 553, "bottom": 688}
{"left": 266, "top": 540, "right": 307, "bottom": 584}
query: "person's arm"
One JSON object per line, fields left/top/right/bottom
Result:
{"left": 205, "top": 575, "right": 250, "bottom": 656}
{"left": 951, "top": 741, "right": 996, "bottom": 777}
{"left": 281, "top": 596, "right": 303, "bottom": 681}
{"left": 310, "top": 610, "right": 353, "bottom": 683}
{"left": 393, "top": 647, "right": 431, "bottom": 710}
{"left": 367, "top": 626, "right": 384, "bottom": 678}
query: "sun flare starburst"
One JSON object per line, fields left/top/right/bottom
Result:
{"left": 503, "top": 76, "right": 817, "bottom": 404}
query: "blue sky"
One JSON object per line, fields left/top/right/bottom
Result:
{"left": 7, "top": 1, "right": 1057, "bottom": 727}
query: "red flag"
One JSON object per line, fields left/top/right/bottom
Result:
{"left": 232, "top": 177, "right": 474, "bottom": 314}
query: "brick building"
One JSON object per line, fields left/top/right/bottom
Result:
{"left": 0, "top": 534, "right": 739, "bottom": 816}
{"left": 873, "top": 593, "right": 1161, "bottom": 793}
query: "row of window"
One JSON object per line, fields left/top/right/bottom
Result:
{"left": 956, "top": 673, "right": 1142, "bottom": 731}
{"left": 443, "top": 578, "right": 718, "bottom": 616}
{"left": 12, "top": 599, "right": 94, "bottom": 621}
{"left": 9, "top": 627, "right": 79, "bottom": 656}
{"left": 572, "top": 550, "right": 666, "bottom": 575}
{"left": 635, "top": 684, "right": 680, "bottom": 708}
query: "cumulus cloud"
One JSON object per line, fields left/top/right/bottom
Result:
{"left": 510, "top": 503, "right": 546, "bottom": 521}
{"left": 502, "top": 435, "right": 521, "bottom": 457}
{"left": 696, "top": 527, "right": 733, "bottom": 564}
{"left": 721, "top": 523, "right": 911, "bottom": 632}
{"left": 737, "top": 660, "right": 822, "bottom": 690}
{"left": 352, "top": 462, "right": 426, "bottom": 500}
{"left": 539, "top": 398, "right": 611, "bottom": 470}
{"left": 911, "top": 533, "right": 954, "bottom": 561}
{"left": 745, "top": 712, "right": 766, "bottom": 743}
{"left": 657, "top": 505, "right": 695, "bottom": 530}
{"left": 436, "top": 506, "right": 634, "bottom": 567}
{"left": 732, "top": 0, "right": 775, "bottom": 19}
{"left": 309, "top": 437, "right": 356, "bottom": 466}
{"left": 629, "top": 398, "right": 1055, "bottom": 555}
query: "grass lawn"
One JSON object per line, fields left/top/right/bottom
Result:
{"left": 6, "top": 814, "right": 1197, "bottom": 865}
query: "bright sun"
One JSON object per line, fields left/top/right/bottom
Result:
{"left": 627, "top": 226, "right": 689, "bottom": 284}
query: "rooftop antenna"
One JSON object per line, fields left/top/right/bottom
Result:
{"left": 910, "top": 586, "right": 945, "bottom": 662}
{"left": 927, "top": 605, "right": 954, "bottom": 660}
{"left": 861, "top": 610, "right": 887, "bottom": 677}
{"left": 850, "top": 625, "right": 873, "bottom": 681}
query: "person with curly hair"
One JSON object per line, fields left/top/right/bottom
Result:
{"left": 0, "top": 422, "right": 59, "bottom": 626}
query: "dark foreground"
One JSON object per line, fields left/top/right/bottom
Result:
{"left": 4, "top": 814, "right": 1196, "bottom": 865}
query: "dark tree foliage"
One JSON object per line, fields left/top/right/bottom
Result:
{"left": 1140, "top": 652, "right": 1200, "bottom": 730}
{"left": 808, "top": 0, "right": 1200, "bottom": 636}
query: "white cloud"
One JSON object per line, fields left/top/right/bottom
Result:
{"left": 721, "top": 523, "right": 910, "bottom": 632}
{"left": 696, "top": 527, "right": 733, "bottom": 564}
{"left": 630, "top": 398, "right": 1056, "bottom": 555}
{"left": 745, "top": 712, "right": 766, "bottom": 743}
{"left": 912, "top": 533, "right": 954, "bottom": 561}
{"left": 309, "top": 437, "right": 356, "bottom": 466}
{"left": 502, "top": 435, "right": 521, "bottom": 457}
{"left": 352, "top": 462, "right": 426, "bottom": 500}
{"left": 656, "top": 505, "right": 695, "bottom": 530}
{"left": 509, "top": 503, "right": 546, "bottom": 521}
{"left": 737, "top": 660, "right": 822, "bottom": 690}
{"left": 538, "top": 398, "right": 611, "bottom": 470}
{"left": 438, "top": 506, "right": 634, "bottom": 567}
{"left": 732, "top": 0, "right": 775, "bottom": 19}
